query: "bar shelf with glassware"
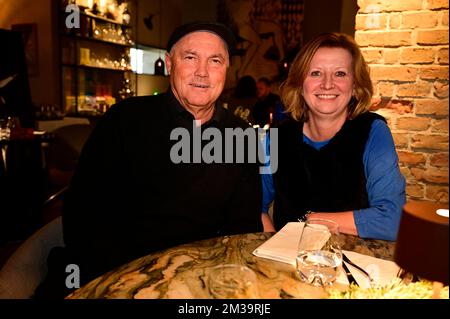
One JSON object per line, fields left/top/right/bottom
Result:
{"left": 80, "top": 11, "right": 132, "bottom": 28}
{"left": 59, "top": 1, "right": 137, "bottom": 117}
{"left": 61, "top": 33, "right": 134, "bottom": 47}
{"left": 63, "top": 63, "right": 133, "bottom": 72}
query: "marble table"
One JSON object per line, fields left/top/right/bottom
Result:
{"left": 66, "top": 232, "right": 395, "bottom": 299}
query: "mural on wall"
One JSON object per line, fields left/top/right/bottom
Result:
{"left": 218, "top": 0, "right": 304, "bottom": 87}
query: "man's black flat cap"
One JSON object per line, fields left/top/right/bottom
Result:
{"left": 166, "top": 22, "right": 236, "bottom": 55}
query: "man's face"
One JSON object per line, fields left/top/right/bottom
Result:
{"left": 256, "top": 81, "right": 271, "bottom": 99}
{"left": 166, "top": 31, "right": 228, "bottom": 111}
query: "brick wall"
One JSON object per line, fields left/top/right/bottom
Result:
{"left": 355, "top": 0, "right": 449, "bottom": 203}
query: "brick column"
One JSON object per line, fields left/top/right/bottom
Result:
{"left": 356, "top": 0, "right": 449, "bottom": 203}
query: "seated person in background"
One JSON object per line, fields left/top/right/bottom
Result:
{"left": 36, "top": 22, "right": 262, "bottom": 298}
{"left": 261, "top": 33, "right": 406, "bottom": 241}
{"left": 252, "top": 77, "right": 282, "bottom": 127}
{"left": 221, "top": 75, "right": 257, "bottom": 124}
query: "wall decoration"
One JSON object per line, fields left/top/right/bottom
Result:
{"left": 218, "top": 0, "right": 304, "bottom": 87}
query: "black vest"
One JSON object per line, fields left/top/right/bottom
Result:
{"left": 272, "top": 112, "right": 386, "bottom": 230}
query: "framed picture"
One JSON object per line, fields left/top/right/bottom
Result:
{"left": 11, "top": 23, "right": 39, "bottom": 77}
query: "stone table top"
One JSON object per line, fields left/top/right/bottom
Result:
{"left": 67, "top": 232, "right": 395, "bottom": 299}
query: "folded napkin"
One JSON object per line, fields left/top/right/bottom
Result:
{"left": 253, "top": 222, "right": 400, "bottom": 288}
{"left": 253, "top": 222, "right": 304, "bottom": 266}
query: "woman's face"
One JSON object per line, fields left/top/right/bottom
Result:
{"left": 302, "top": 47, "right": 354, "bottom": 121}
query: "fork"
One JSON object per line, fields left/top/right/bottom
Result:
{"left": 342, "top": 260, "right": 359, "bottom": 286}
{"left": 342, "top": 253, "right": 374, "bottom": 283}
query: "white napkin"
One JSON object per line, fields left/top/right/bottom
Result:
{"left": 337, "top": 250, "right": 400, "bottom": 289}
{"left": 253, "top": 222, "right": 400, "bottom": 288}
{"left": 253, "top": 222, "right": 303, "bottom": 266}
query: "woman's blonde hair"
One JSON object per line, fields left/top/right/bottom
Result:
{"left": 280, "top": 33, "right": 373, "bottom": 122}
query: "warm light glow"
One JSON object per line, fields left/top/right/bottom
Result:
{"left": 436, "top": 209, "right": 449, "bottom": 218}
{"left": 130, "top": 48, "right": 144, "bottom": 74}
{"left": 76, "top": 0, "right": 92, "bottom": 8}
{"left": 0, "top": 0, "right": 25, "bottom": 26}
{"left": 99, "top": 0, "right": 107, "bottom": 9}
{"left": 130, "top": 47, "right": 167, "bottom": 75}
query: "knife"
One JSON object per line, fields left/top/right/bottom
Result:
{"left": 342, "top": 261, "right": 359, "bottom": 286}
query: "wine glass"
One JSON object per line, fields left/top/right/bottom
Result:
{"left": 296, "top": 219, "right": 343, "bottom": 287}
{"left": 208, "top": 264, "right": 259, "bottom": 299}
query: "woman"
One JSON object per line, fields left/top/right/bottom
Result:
{"left": 261, "top": 33, "right": 405, "bottom": 241}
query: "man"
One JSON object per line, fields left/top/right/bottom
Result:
{"left": 36, "top": 22, "right": 262, "bottom": 298}
{"left": 252, "top": 77, "right": 283, "bottom": 127}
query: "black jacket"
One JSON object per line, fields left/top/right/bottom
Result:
{"left": 36, "top": 90, "right": 262, "bottom": 298}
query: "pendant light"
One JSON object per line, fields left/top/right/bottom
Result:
{"left": 154, "top": 0, "right": 165, "bottom": 76}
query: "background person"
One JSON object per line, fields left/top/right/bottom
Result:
{"left": 261, "top": 33, "right": 406, "bottom": 241}
{"left": 221, "top": 75, "right": 257, "bottom": 124}
{"left": 36, "top": 22, "right": 262, "bottom": 298}
{"left": 252, "top": 77, "right": 281, "bottom": 127}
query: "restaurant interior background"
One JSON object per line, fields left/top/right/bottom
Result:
{"left": 0, "top": 0, "right": 448, "bottom": 267}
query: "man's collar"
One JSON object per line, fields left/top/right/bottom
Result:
{"left": 165, "top": 88, "right": 224, "bottom": 127}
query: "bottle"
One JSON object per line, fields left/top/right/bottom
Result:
{"left": 121, "top": 3, "right": 131, "bottom": 25}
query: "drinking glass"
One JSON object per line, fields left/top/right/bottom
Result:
{"left": 208, "top": 264, "right": 259, "bottom": 299}
{"left": 296, "top": 219, "right": 343, "bottom": 287}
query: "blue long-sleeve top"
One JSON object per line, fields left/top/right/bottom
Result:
{"left": 262, "top": 119, "right": 406, "bottom": 241}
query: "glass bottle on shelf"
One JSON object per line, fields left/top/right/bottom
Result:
{"left": 97, "top": 0, "right": 107, "bottom": 17}
{"left": 123, "top": 28, "right": 134, "bottom": 45}
{"left": 119, "top": 76, "right": 134, "bottom": 101}
{"left": 120, "top": 53, "right": 127, "bottom": 70}
{"left": 121, "top": 2, "right": 131, "bottom": 25}
{"left": 92, "top": 20, "right": 101, "bottom": 39}
{"left": 91, "top": 2, "right": 100, "bottom": 16}
{"left": 88, "top": 17, "right": 94, "bottom": 37}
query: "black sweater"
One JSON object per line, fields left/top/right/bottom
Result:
{"left": 273, "top": 112, "right": 385, "bottom": 230}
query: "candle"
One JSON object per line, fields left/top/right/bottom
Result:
{"left": 436, "top": 209, "right": 449, "bottom": 218}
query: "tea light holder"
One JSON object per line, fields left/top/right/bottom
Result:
{"left": 394, "top": 201, "right": 448, "bottom": 297}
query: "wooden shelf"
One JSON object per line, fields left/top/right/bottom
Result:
{"left": 61, "top": 9, "right": 132, "bottom": 28}
{"left": 61, "top": 33, "right": 135, "bottom": 47}
{"left": 81, "top": 11, "right": 133, "bottom": 28}
{"left": 62, "top": 63, "right": 134, "bottom": 73}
